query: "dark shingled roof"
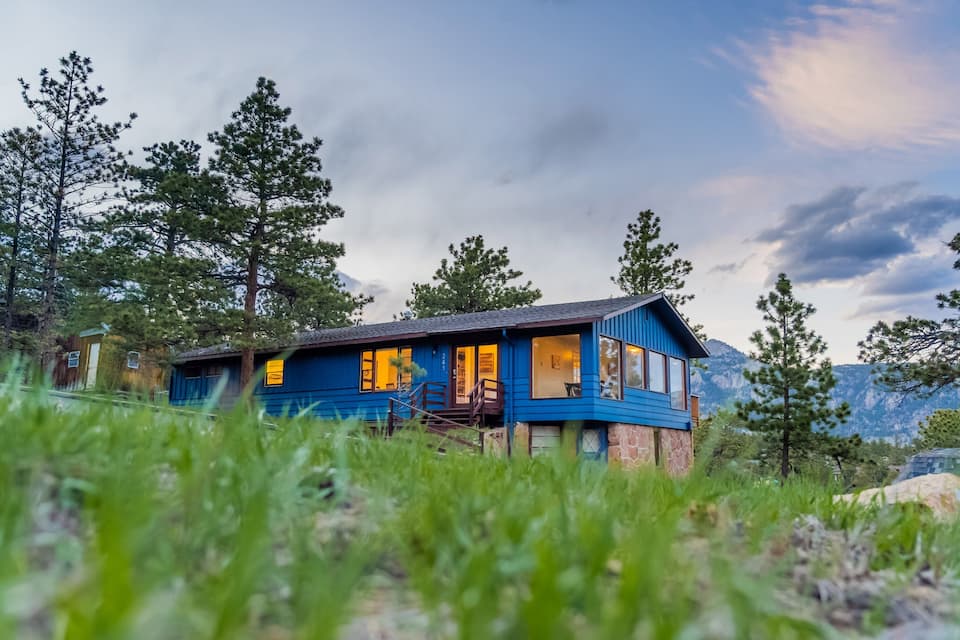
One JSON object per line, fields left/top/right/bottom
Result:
{"left": 175, "top": 292, "right": 709, "bottom": 362}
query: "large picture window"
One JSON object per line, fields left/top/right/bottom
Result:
{"left": 360, "top": 347, "right": 413, "bottom": 392}
{"left": 669, "top": 357, "right": 686, "bottom": 410}
{"left": 625, "top": 344, "right": 645, "bottom": 389}
{"left": 531, "top": 334, "right": 581, "bottom": 398}
{"left": 599, "top": 336, "right": 622, "bottom": 400}
{"left": 648, "top": 351, "right": 667, "bottom": 393}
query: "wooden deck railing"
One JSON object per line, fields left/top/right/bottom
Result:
{"left": 468, "top": 378, "right": 504, "bottom": 427}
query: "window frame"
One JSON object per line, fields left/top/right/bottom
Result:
{"left": 647, "top": 350, "right": 668, "bottom": 394}
{"left": 669, "top": 356, "right": 687, "bottom": 410}
{"left": 126, "top": 351, "right": 141, "bottom": 370}
{"left": 624, "top": 343, "right": 646, "bottom": 390}
{"left": 530, "top": 333, "right": 583, "bottom": 400}
{"left": 598, "top": 334, "right": 624, "bottom": 401}
{"left": 359, "top": 346, "right": 413, "bottom": 393}
{"left": 183, "top": 365, "right": 202, "bottom": 380}
{"left": 206, "top": 364, "right": 223, "bottom": 378}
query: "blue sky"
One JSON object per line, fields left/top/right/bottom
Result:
{"left": 3, "top": 0, "right": 960, "bottom": 362}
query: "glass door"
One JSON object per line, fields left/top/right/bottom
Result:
{"left": 453, "top": 344, "right": 498, "bottom": 405}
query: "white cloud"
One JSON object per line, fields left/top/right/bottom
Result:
{"left": 744, "top": 1, "right": 960, "bottom": 149}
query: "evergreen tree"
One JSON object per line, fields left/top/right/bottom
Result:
{"left": 75, "top": 140, "right": 232, "bottom": 352}
{"left": 859, "top": 233, "right": 960, "bottom": 396}
{"left": 208, "top": 77, "right": 367, "bottom": 387}
{"left": 19, "top": 52, "right": 135, "bottom": 367}
{"left": 736, "top": 274, "right": 852, "bottom": 480}
{"left": 913, "top": 409, "right": 960, "bottom": 451}
{"left": 0, "top": 127, "right": 45, "bottom": 351}
{"left": 612, "top": 209, "right": 694, "bottom": 307}
{"left": 407, "top": 235, "right": 541, "bottom": 318}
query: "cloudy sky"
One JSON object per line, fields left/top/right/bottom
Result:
{"left": 3, "top": 0, "right": 960, "bottom": 362}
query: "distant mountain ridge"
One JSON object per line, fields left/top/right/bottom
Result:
{"left": 691, "top": 339, "right": 960, "bottom": 442}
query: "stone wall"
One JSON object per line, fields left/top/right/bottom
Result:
{"left": 660, "top": 428, "right": 693, "bottom": 477}
{"left": 483, "top": 427, "right": 508, "bottom": 457}
{"left": 607, "top": 423, "right": 656, "bottom": 469}
{"left": 511, "top": 422, "right": 530, "bottom": 457}
{"left": 608, "top": 423, "right": 693, "bottom": 475}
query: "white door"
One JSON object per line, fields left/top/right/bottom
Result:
{"left": 86, "top": 342, "right": 100, "bottom": 389}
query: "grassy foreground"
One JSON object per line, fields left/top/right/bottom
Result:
{"left": 0, "top": 381, "right": 958, "bottom": 639}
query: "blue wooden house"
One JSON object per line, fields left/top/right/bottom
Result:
{"left": 169, "top": 293, "right": 708, "bottom": 470}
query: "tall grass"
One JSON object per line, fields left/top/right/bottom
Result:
{"left": 0, "top": 372, "right": 957, "bottom": 638}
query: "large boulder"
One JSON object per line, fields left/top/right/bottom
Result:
{"left": 837, "top": 473, "right": 960, "bottom": 520}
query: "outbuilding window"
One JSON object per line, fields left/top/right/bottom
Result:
{"left": 126, "top": 351, "right": 141, "bottom": 370}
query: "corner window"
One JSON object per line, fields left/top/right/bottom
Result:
{"left": 360, "top": 347, "right": 413, "bottom": 392}
{"left": 625, "top": 344, "right": 645, "bottom": 389}
{"left": 126, "top": 351, "right": 141, "bottom": 370}
{"left": 648, "top": 351, "right": 667, "bottom": 394}
{"left": 669, "top": 357, "right": 687, "bottom": 410}
{"left": 531, "top": 334, "right": 581, "bottom": 398}
{"left": 599, "top": 336, "right": 622, "bottom": 400}
{"left": 265, "top": 359, "right": 284, "bottom": 387}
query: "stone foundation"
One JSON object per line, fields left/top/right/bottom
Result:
{"left": 511, "top": 422, "right": 530, "bottom": 457}
{"left": 483, "top": 427, "right": 508, "bottom": 457}
{"left": 608, "top": 423, "right": 693, "bottom": 475}
{"left": 608, "top": 423, "right": 656, "bottom": 469}
{"left": 661, "top": 428, "right": 693, "bottom": 476}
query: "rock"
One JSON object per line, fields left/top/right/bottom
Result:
{"left": 836, "top": 473, "right": 960, "bottom": 520}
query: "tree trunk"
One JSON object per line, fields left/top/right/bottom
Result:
{"left": 239, "top": 212, "right": 265, "bottom": 389}
{"left": 4, "top": 161, "right": 26, "bottom": 349}
{"left": 239, "top": 248, "right": 258, "bottom": 389}
{"left": 780, "top": 313, "right": 791, "bottom": 481}
{"left": 39, "top": 86, "right": 73, "bottom": 371}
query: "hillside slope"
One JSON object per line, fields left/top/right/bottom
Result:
{"left": 692, "top": 339, "right": 960, "bottom": 441}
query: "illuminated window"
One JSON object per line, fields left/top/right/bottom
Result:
{"left": 625, "top": 344, "right": 645, "bottom": 389}
{"left": 599, "top": 336, "right": 622, "bottom": 400}
{"left": 531, "top": 334, "right": 580, "bottom": 398}
{"left": 669, "top": 357, "right": 687, "bottom": 410}
{"left": 360, "top": 347, "right": 413, "bottom": 392}
{"left": 265, "top": 359, "right": 284, "bottom": 387}
{"left": 648, "top": 351, "right": 667, "bottom": 393}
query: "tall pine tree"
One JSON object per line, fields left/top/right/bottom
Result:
{"left": 0, "top": 127, "right": 45, "bottom": 351}
{"left": 613, "top": 209, "right": 694, "bottom": 307}
{"left": 736, "top": 274, "right": 851, "bottom": 480}
{"left": 75, "top": 140, "right": 232, "bottom": 352}
{"left": 406, "top": 235, "right": 541, "bottom": 318}
{"left": 208, "top": 77, "right": 366, "bottom": 387}
{"left": 19, "top": 52, "right": 135, "bottom": 367}
{"left": 859, "top": 233, "right": 960, "bottom": 395}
